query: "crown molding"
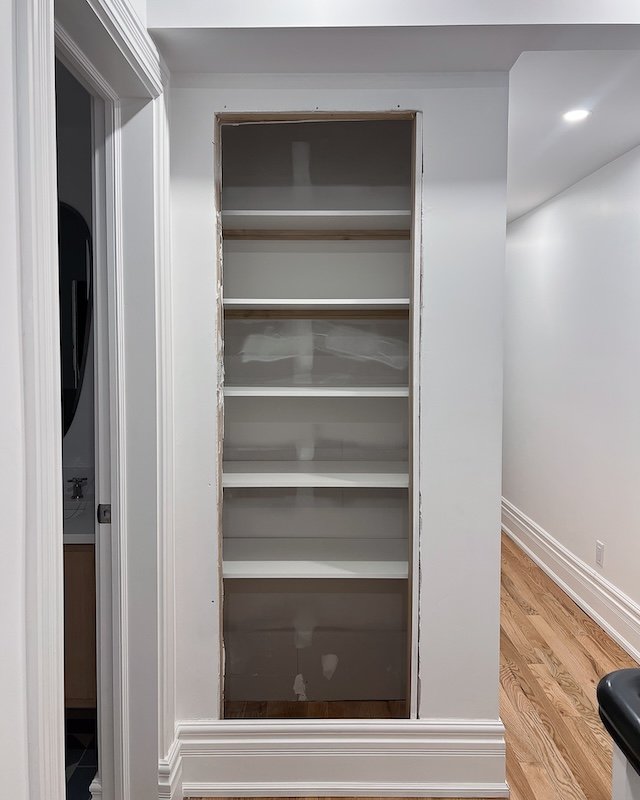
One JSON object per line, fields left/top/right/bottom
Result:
{"left": 56, "top": 0, "right": 168, "bottom": 99}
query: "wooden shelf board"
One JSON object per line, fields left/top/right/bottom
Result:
{"left": 224, "top": 386, "right": 409, "bottom": 397}
{"left": 223, "top": 537, "right": 408, "bottom": 579}
{"left": 222, "top": 461, "right": 409, "bottom": 488}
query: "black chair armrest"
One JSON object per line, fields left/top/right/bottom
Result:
{"left": 598, "top": 669, "right": 640, "bottom": 778}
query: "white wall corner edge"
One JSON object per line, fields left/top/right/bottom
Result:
{"left": 159, "top": 735, "right": 184, "bottom": 800}
{"left": 163, "top": 719, "right": 507, "bottom": 798}
{"left": 501, "top": 498, "right": 640, "bottom": 664}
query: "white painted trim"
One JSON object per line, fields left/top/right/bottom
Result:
{"left": 177, "top": 716, "right": 505, "bottom": 741}
{"left": 182, "top": 782, "right": 508, "bottom": 798}
{"left": 67, "top": 0, "right": 165, "bottom": 97}
{"left": 223, "top": 385, "right": 410, "bottom": 397}
{"left": 158, "top": 736, "right": 183, "bottom": 800}
{"left": 54, "top": 26, "right": 132, "bottom": 800}
{"left": 91, "top": 91, "right": 117, "bottom": 800}
{"left": 155, "top": 87, "right": 178, "bottom": 765}
{"left": 15, "top": 1, "right": 65, "bottom": 798}
{"left": 55, "top": 22, "right": 118, "bottom": 100}
{"left": 107, "top": 95, "right": 133, "bottom": 800}
{"left": 176, "top": 719, "right": 507, "bottom": 798}
{"left": 502, "top": 498, "right": 640, "bottom": 663}
{"left": 223, "top": 299, "right": 411, "bottom": 312}
{"left": 20, "top": 1, "right": 166, "bottom": 797}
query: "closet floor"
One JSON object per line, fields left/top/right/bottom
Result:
{"left": 224, "top": 699, "right": 407, "bottom": 719}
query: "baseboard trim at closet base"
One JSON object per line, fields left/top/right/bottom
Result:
{"left": 159, "top": 736, "right": 184, "bottom": 800}
{"left": 182, "top": 781, "right": 508, "bottom": 798}
{"left": 502, "top": 498, "right": 640, "bottom": 663}
{"left": 176, "top": 718, "right": 507, "bottom": 798}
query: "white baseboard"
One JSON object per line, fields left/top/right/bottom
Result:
{"left": 181, "top": 781, "right": 508, "bottom": 797}
{"left": 170, "top": 718, "right": 507, "bottom": 798}
{"left": 159, "top": 736, "right": 183, "bottom": 800}
{"left": 502, "top": 498, "right": 640, "bottom": 663}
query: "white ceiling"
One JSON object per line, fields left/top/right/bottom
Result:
{"left": 148, "top": 0, "right": 640, "bottom": 29}
{"left": 150, "top": 24, "right": 640, "bottom": 222}
{"left": 508, "top": 50, "right": 640, "bottom": 221}
{"left": 151, "top": 25, "right": 640, "bottom": 74}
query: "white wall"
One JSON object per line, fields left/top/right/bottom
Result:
{"left": 0, "top": 1, "right": 30, "bottom": 796}
{"left": 169, "top": 71, "right": 507, "bottom": 737}
{"left": 504, "top": 144, "right": 640, "bottom": 650}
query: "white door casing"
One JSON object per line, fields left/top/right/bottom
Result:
{"left": 17, "top": 1, "right": 170, "bottom": 798}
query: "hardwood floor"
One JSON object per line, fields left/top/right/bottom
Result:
{"left": 500, "top": 533, "right": 636, "bottom": 800}
{"left": 191, "top": 533, "right": 637, "bottom": 799}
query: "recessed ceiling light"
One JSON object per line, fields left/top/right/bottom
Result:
{"left": 563, "top": 109, "right": 591, "bottom": 122}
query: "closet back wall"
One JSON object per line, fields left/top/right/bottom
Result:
{"left": 168, "top": 73, "right": 507, "bottom": 726}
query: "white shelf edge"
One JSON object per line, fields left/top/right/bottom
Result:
{"left": 222, "top": 461, "right": 409, "bottom": 489}
{"left": 223, "top": 386, "right": 409, "bottom": 397}
{"left": 222, "top": 563, "right": 408, "bottom": 580}
{"left": 223, "top": 537, "right": 408, "bottom": 580}
{"left": 222, "top": 209, "right": 412, "bottom": 231}
{"left": 223, "top": 298, "right": 410, "bottom": 310}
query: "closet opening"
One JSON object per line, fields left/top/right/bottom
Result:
{"left": 217, "top": 114, "right": 418, "bottom": 720}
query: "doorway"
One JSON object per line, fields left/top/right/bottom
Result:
{"left": 56, "top": 59, "right": 103, "bottom": 800}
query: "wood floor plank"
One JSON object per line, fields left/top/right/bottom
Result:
{"left": 500, "top": 589, "right": 549, "bottom": 664}
{"left": 501, "top": 632, "right": 608, "bottom": 800}
{"left": 501, "top": 639, "right": 591, "bottom": 800}
{"left": 500, "top": 688, "right": 539, "bottom": 765}
{"left": 564, "top": 716, "right": 611, "bottom": 788}
{"left": 529, "top": 616, "right": 603, "bottom": 696}
{"left": 528, "top": 662, "right": 580, "bottom": 720}
{"left": 520, "top": 762, "right": 562, "bottom": 800}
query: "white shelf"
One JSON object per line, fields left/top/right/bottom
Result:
{"left": 222, "top": 461, "right": 409, "bottom": 488}
{"left": 224, "top": 386, "right": 409, "bottom": 397}
{"left": 222, "top": 209, "right": 411, "bottom": 231}
{"left": 223, "top": 298, "right": 410, "bottom": 311}
{"left": 223, "top": 537, "right": 408, "bottom": 579}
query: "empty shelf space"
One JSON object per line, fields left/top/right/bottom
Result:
{"left": 223, "top": 239, "right": 411, "bottom": 300}
{"left": 223, "top": 386, "right": 409, "bottom": 397}
{"left": 222, "top": 209, "right": 411, "bottom": 236}
{"left": 223, "top": 537, "right": 408, "bottom": 579}
{"left": 223, "top": 298, "right": 410, "bottom": 312}
{"left": 222, "top": 461, "right": 409, "bottom": 488}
